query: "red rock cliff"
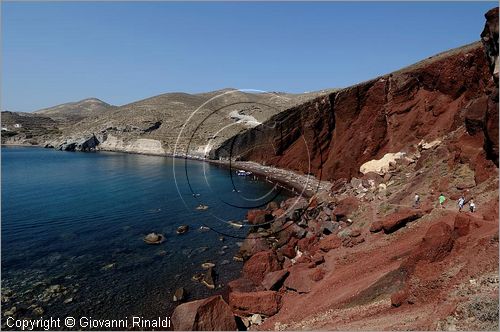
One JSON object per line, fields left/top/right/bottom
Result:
{"left": 213, "top": 9, "right": 499, "bottom": 182}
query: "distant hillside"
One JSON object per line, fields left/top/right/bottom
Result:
{"left": 40, "top": 88, "right": 337, "bottom": 155}
{"left": 35, "top": 98, "right": 116, "bottom": 123}
{"left": 1, "top": 111, "right": 61, "bottom": 145}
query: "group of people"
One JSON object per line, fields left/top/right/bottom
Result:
{"left": 457, "top": 195, "right": 475, "bottom": 212}
{"left": 413, "top": 193, "right": 476, "bottom": 212}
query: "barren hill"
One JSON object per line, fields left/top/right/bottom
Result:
{"left": 34, "top": 98, "right": 116, "bottom": 123}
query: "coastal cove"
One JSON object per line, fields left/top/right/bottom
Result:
{"left": 1, "top": 146, "right": 292, "bottom": 326}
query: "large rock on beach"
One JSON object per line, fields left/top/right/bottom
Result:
{"left": 229, "top": 291, "right": 281, "bottom": 316}
{"left": 284, "top": 265, "right": 319, "bottom": 293}
{"left": 262, "top": 269, "right": 289, "bottom": 291}
{"left": 243, "top": 251, "right": 280, "bottom": 284}
{"left": 246, "top": 209, "right": 273, "bottom": 225}
{"left": 172, "top": 295, "right": 236, "bottom": 330}
{"left": 239, "top": 233, "right": 270, "bottom": 259}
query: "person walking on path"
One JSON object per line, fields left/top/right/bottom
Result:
{"left": 458, "top": 196, "right": 465, "bottom": 212}
{"left": 414, "top": 193, "right": 421, "bottom": 208}
{"left": 439, "top": 194, "right": 446, "bottom": 208}
{"left": 469, "top": 199, "right": 476, "bottom": 212}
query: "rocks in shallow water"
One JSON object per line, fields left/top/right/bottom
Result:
{"left": 143, "top": 232, "right": 165, "bottom": 244}
{"left": 201, "top": 262, "right": 215, "bottom": 269}
{"left": 101, "top": 263, "right": 116, "bottom": 271}
{"left": 233, "top": 255, "right": 244, "bottom": 262}
{"left": 3, "top": 306, "right": 16, "bottom": 316}
{"left": 176, "top": 225, "right": 189, "bottom": 235}
{"left": 202, "top": 267, "right": 216, "bottom": 289}
{"left": 32, "top": 306, "right": 44, "bottom": 316}
{"left": 63, "top": 297, "right": 73, "bottom": 304}
{"left": 191, "top": 273, "right": 204, "bottom": 282}
{"left": 172, "top": 295, "right": 236, "bottom": 331}
{"left": 173, "top": 287, "right": 186, "bottom": 302}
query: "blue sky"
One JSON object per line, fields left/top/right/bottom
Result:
{"left": 1, "top": 1, "right": 496, "bottom": 112}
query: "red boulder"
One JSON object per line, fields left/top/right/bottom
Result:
{"left": 382, "top": 210, "right": 423, "bottom": 233}
{"left": 172, "top": 295, "right": 236, "bottom": 331}
{"left": 229, "top": 291, "right": 281, "bottom": 316}
{"left": 262, "top": 269, "right": 289, "bottom": 291}
{"left": 318, "top": 234, "right": 342, "bottom": 252}
{"left": 243, "top": 250, "right": 281, "bottom": 284}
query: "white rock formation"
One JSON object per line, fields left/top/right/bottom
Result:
{"left": 359, "top": 152, "right": 406, "bottom": 175}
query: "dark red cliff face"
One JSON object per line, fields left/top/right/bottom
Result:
{"left": 214, "top": 38, "right": 498, "bottom": 181}
{"left": 479, "top": 7, "right": 499, "bottom": 166}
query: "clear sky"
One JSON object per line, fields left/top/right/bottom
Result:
{"left": 1, "top": 1, "right": 496, "bottom": 112}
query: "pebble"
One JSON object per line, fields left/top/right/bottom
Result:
{"left": 201, "top": 262, "right": 215, "bottom": 269}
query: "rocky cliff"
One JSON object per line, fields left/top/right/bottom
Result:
{"left": 213, "top": 40, "right": 499, "bottom": 183}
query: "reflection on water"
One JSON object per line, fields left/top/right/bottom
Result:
{"left": 1, "top": 147, "right": 287, "bottom": 327}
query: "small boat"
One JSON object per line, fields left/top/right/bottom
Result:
{"left": 229, "top": 221, "right": 243, "bottom": 228}
{"left": 236, "top": 170, "right": 252, "bottom": 176}
{"left": 195, "top": 204, "right": 209, "bottom": 210}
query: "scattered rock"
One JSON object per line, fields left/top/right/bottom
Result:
{"left": 262, "top": 270, "right": 289, "bottom": 291}
{"left": 229, "top": 290, "right": 281, "bottom": 316}
{"left": 201, "top": 262, "right": 215, "bottom": 269}
{"left": 32, "top": 306, "right": 44, "bottom": 316}
{"left": 239, "top": 233, "right": 270, "bottom": 259}
{"left": 202, "top": 268, "right": 216, "bottom": 289}
{"left": 173, "top": 287, "right": 186, "bottom": 302}
{"left": 246, "top": 209, "right": 273, "bottom": 225}
{"left": 243, "top": 251, "right": 280, "bottom": 284}
{"left": 143, "top": 232, "right": 165, "bottom": 244}
{"left": 176, "top": 225, "right": 189, "bottom": 235}
{"left": 318, "top": 234, "right": 342, "bottom": 252}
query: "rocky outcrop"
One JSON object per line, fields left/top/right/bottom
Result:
{"left": 57, "top": 135, "right": 100, "bottom": 152}
{"left": 480, "top": 7, "right": 499, "bottom": 165}
{"left": 481, "top": 7, "right": 499, "bottom": 82}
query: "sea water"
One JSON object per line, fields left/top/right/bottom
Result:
{"left": 1, "top": 146, "right": 288, "bottom": 326}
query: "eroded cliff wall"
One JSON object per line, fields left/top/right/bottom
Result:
{"left": 213, "top": 37, "right": 499, "bottom": 182}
